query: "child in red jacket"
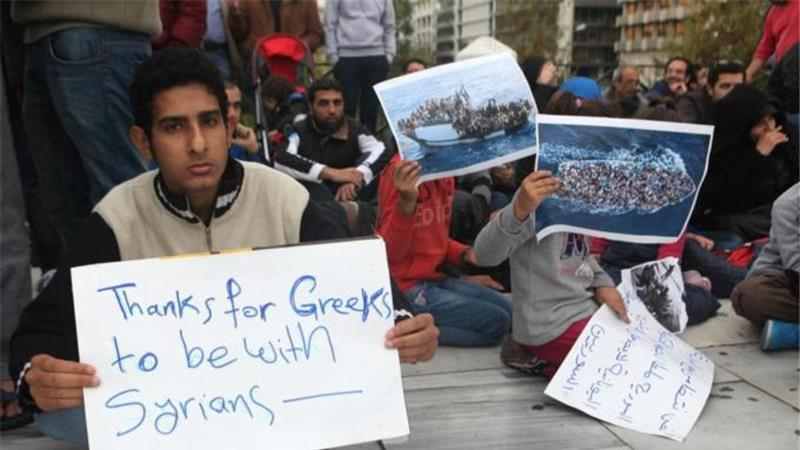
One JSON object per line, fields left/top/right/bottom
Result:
{"left": 378, "top": 156, "right": 512, "bottom": 346}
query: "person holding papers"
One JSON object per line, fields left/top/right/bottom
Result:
{"left": 8, "top": 48, "right": 438, "bottom": 446}
{"left": 471, "top": 167, "right": 630, "bottom": 378}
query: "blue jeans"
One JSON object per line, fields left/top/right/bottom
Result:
{"left": 35, "top": 407, "right": 88, "bottom": 447}
{"left": 333, "top": 56, "right": 389, "bottom": 132}
{"left": 405, "top": 277, "right": 512, "bottom": 347}
{"left": 23, "top": 27, "right": 149, "bottom": 244}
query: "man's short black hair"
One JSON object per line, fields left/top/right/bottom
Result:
{"left": 664, "top": 56, "right": 691, "bottom": 75}
{"left": 404, "top": 58, "right": 428, "bottom": 72}
{"left": 308, "top": 77, "right": 344, "bottom": 104}
{"left": 130, "top": 48, "right": 229, "bottom": 135}
{"left": 709, "top": 60, "right": 745, "bottom": 86}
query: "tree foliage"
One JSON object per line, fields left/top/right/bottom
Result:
{"left": 495, "top": 0, "right": 561, "bottom": 60}
{"left": 666, "top": 0, "right": 770, "bottom": 66}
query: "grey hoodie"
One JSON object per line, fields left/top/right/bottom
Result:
{"left": 749, "top": 182, "right": 800, "bottom": 276}
{"left": 473, "top": 200, "right": 615, "bottom": 346}
{"left": 325, "top": 0, "right": 396, "bottom": 60}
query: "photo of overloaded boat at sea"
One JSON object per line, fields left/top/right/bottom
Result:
{"left": 533, "top": 115, "right": 714, "bottom": 243}
{"left": 375, "top": 53, "right": 538, "bottom": 181}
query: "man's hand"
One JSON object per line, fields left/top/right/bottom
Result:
{"left": 756, "top": 126, "right": 788, "bottom": 156}
{"left": 668, "top": 80, "right": 688, "bottom": 96}
{"left": 321, "top": 167, "right": 364, "bottom": 186}
{"left": 25, "top": 354, "right": 100, "bottom": 411}
{"left": 233, "top": 124, "right": 258, "bottom": 154}
{"left": 595, "top": 287, "right": 630, "bottom": 323}
{"left": 335, "top": 183, "right": 359, "bottom": 201}
{"left": 385, "top": 314, "right": 438, "bottom": 364}
{"left": 513, "top": 170, "right": 560, "bottom": 221}
{"left": 686, "top": 232, "right": 714, "bottom": 251}
{"left": 462, "top": 274, "right": 505, "bottom": 291}
{"left": 393, "top": 160, "right": 421, "bottom": 216}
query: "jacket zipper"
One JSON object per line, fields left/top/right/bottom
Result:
{"left": 204, "top": 225, "right": 213, "bottom": 252}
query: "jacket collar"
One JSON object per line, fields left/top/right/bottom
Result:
{"left": 153, "top": 158, "right": 244, "bottom": 224}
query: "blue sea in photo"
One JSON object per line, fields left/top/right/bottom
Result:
{"left": 400, "top": 122, "right": 536, "bottom": 176}
{"left": 378, "top": 60, "right": 537, "bottom": 176}
{"left": 536, "top": 123, "right": 711, "bottom": 239}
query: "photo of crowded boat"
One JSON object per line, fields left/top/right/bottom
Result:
{"left": 375, "top": 53, "right": 538, "bottom": 181}
{"left": 397, "top": 86, "right": 534, "bottom": 147}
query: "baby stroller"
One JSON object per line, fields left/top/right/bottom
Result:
{"left": 250, "top": 33, "right": 315, "bottom": 163}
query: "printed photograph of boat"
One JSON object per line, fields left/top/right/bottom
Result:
{"left": 533, "top": 115, "right": 714, "bottom": 244}
{"left": 397, "top": 86, "right": 533, "bottom": 147}
{"left": 375, "top": 53, "right": 538, "bottom": 182}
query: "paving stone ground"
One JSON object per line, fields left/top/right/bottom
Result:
{"left": 2, "top": 301, "right": 797, "bottom": 450}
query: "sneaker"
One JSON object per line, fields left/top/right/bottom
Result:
{"left": 760, "top": 319, "right": 800, "bottom": 351}
{"left": 500, "top": 336, "right": 547, "bottom": 376}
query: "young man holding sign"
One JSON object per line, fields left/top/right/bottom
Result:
{"left": 8, "top": 48, "right": 437, "bottom": 446}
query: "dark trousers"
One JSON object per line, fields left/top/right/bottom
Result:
{"left": 333, "top": 55, "right": 389, "bottom": 132}
{"left": 731, "top": 271, "right": 799, "bottom": 325}
{"left": 682, "top": 239, "right": 747, "bottom": 298}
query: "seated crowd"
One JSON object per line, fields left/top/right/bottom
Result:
{"left": 2, "top": 10, "right": 798, "bottom": 445}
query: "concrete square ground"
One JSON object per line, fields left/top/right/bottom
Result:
{"left": 2, "top": 301, "right": 797, "bottom": 450}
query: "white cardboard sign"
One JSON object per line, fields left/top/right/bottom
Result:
{"left": 544, "top": 273, "right": 713, "bottom": 441}
{"left": 71, "top": 238, "right": 409, "bottom": 450}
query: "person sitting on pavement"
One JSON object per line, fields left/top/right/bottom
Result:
{"left": 224, "top": 79, "right": 263, "bottom": 163}
{"left": 693, "top": 84, "right": 798, "bottom": 242}
{"left": 7, "top": 48, "right": 438, "bottom": 447}
{"left": 274, "top": 77, "right": 391, "bottom": 203}
{"left": 645, "top": 56, "right": 691, "bottom": 101}
{"left": 378, "top": 155, "right": 513, "bottom": 348}
{"left": 731, "top": 182, "right": 799, "bottom": 351}
{"left": 676, "top": 60, "right": 745, "bottom": 124}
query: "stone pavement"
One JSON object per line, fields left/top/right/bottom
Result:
{"left": 2, "top": 301, "right": 798, "bottom": 450}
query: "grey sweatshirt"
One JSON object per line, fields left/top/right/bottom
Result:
{"left": 473, "top": 201, "right": 615, "bottom": 346}
{"left": 749, "top": 182, "right": 800, "bottom": 276}
{"left": 325, "top": 0, "right": 396, "bottom": 59}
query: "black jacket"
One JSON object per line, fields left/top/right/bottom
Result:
{"left": 274, "top": 116, "right": 391, "bottom": 185}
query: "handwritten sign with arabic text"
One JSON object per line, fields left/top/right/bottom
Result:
{"left": 544, "top": 271, "right": 713, "bottom": 441}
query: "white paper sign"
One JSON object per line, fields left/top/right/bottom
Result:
{"left": 544, "top": 279, "right": 713, "bottom": 441}
{"left": 626, "top": 257, "right": 688, "bottom": 334}
{"left": 72, "top": 238, "right": 409, "bottom": 450}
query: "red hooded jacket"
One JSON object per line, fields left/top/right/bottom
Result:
{"left": 377, "top": 156, "right": 468, "bottom": 292}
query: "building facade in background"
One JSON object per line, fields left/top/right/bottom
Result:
{"left": 614, "top": 0, "right": 690, "bottom": 83}
{"left": 434, "top": 0, "right": 496, "bottom": 63}
{"left": 411, "top": 0, "right": 438, "bottom": 54}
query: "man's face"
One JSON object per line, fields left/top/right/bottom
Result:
{"left": 665, "top": 60, "right": 688, "bottom": 84}
{"left": 311, "top": 89, "right": 345, "bottom": 133}
{"left": 708, "top": 72, "right": 744, "bottom": 102}
{"left": 406, "top": 62, "right": 426, "bottom": 74}
{"left": 614, "top": 68, "right": 640, "bottom": 98}
{"left": 143, "top": 84, "right": 229, "bottom": 199}
{"left": 225, "top": 86, "right": 242, "bottom": 127}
